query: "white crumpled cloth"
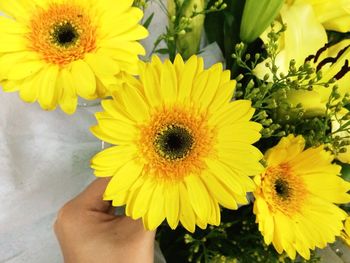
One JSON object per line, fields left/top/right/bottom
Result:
{"left": 0, "top": 92, "right": 100, "bottom": 262}
{"left": 0, "top": 1, "right": 224, "bottom": 262}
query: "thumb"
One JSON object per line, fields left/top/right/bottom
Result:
{"left": 72, "top": 177, "right": 112, "bottom": 212}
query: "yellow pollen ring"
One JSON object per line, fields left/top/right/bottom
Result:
{"left": 138, "top": 106, "right": 216, "bottom": 181}
{"left": 153, "top": 123, "right": 195, "bottom": 161}
{"left": 262, "top": 163, "right": 308, "bottom": 216}
{"left": 28, "top": 3, "right": 97, "bottom": 66}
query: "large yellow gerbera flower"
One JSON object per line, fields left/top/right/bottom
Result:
{"left": 91, "top": 55, "right": 264, "bottom": 232}
{"left": 0, "top": 0, "right": 148, "bottom": 114}
{"left": 253, "top": 135, "right": 350, "bottom": 260}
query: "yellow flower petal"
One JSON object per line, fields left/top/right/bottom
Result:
{"left": 140, "top": 63, "right": 162, "bottom": 107}
{"left": 160, "top": 59, "right": 178, "bottom": 104}
{"left": 144, "top": 184, "right": 165, "bottom": 231}
{"left": 201, "top": 171, "right": 238, "bottom": 209}
{"left": 56, "top": 68, "right": 77, "bottom": 115}
{"left": 37, "top": 65, "right": 59, "bottom": 110}
{"left": 104, "top": 160, "right": 143, "bottom": 198}
{"left": 118, "top": 84, "right": 150, "bottom": 123}
{"left": 165, "top": 183, "right": 180, "bottom": 229}
{"left": 177, "top": 55, "right": 198, "bottom": 103}
{"left": 84, "top": 53, "right": 120, "bottom": 88}
{"left": 184, "top": 175, "right": 210, "bottom": 222}
{"left": 91, "top": 145, "right": 138, "bottom": 177}
{"left": 179, "top": 182, "right": 196, "bottom": 233}
{"left": 71, "top": 60, "right": 97, "bottom": 100}
{"left": 129, "top": 176, "right": 156, "bottom": 219}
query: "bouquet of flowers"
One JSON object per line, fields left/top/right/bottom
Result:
{"left": 1, "top": 0, "right": 350, "bottom": 262}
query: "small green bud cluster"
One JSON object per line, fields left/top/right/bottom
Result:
{"left": 231, "top": 23, "right": 348, "bottom": 148}
{"left": 151, "top": 0, "right": 227, "bottom": 60}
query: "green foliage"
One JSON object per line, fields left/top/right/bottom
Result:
{"left": 232, "top": 24, "right": 350, "bottom": 154}
{"left": 157, "top": 206, "right": 321, "bottom": 263}
{"left": 151, "top": 0, "right": 226, "bottom": 61}
{"left": 204, "top": 0, "right": 246, "bottom": 70}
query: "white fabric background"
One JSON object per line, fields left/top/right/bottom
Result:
{"left": 0, "top": 1, "right": 223, "bottom": 262}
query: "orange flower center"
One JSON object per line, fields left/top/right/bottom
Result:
{"left": 138, "top": 106, "right": 216, "bottom": 181}
{"left": 261, "top": 163, "right": 308, "bottom": 216}
{"left": 28, "top": 3, "right": 97, "bottom": 66}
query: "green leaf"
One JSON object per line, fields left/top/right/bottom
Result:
{"left": 155, "top": 48, "right": 170, "bottom": 55}
{"left": 341, "top": 163, "right": 350, "bottom": 182}
{"left": 143, "top": 13, "right": 154, "bottom": 29}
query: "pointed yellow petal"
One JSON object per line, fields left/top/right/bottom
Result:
{"left": 57, "top": 69, "right": 77, "bottom": 115}
{"left": 160, "top": 59, "right": 177, "bottom": 104}
{"left": 198, "top": 63, "right": 223, "bottom": 108}
{"left": 101, "top": 99, "right": 135, "bottom": 124}
{"left": 141, "top": 63, "right": 162, "bottom": 107}
{"left": 91, "top": 145, "right": 138, "bottom": 177}
{"left": 93, "top": 116, "right": 137, "bottom": 144}
{"left": 211, "top": 100, "right": 255, "bottom": 127}
{"left": 184, "top": 175, "right": 210, "bottom": 222}
{"left": 0, "top": 34, "right": 27, "bottom": 52}
{"left": 145, "top": 184, "right": 165, "bottom": 230}
{"left": 177, "top": 55, "right": 198, "bottom": 103}
{"left": 201, "top": 171, "right": 238, "bottom": 210}
{"left": 71, "top": 60, "right": 97, "bottom": 100}
{"left": 209, "top": 80, "right": 236, "bottom": 112}
{"left": 173, "top": 54, "right": 185, "bottom": 79}
{"left": 131, "top": 177, "right": 156, "bottom": 219}
{"left": 7, "top": 60, "right": 44, "bottom": 80}
{"left": 179, "top": 182, "right": 196, "bottom": 233}
{"left": 165, "top": 183, "right": 180, "bottom": 229}
{"left": 37, "top": 65, "right": 59, "bottom": 110}
{"left": 100, "top": 7, "right": 144, "bottom": 38}
{"left": 104, "top": 160, "right": 143, "bottom": 198}
{"left": 119, "top": 84, "right": 150, "bottom": 122}
{"left": 19, "top": 73, "right": 40, "bottom": 103}
{"left": 84, "top": 53, "right": 120, "bottom": 87}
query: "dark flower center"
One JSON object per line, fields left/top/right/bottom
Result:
{"left": 154, "top": 124, "right": 194, "bottom": 160}
{"left": 52, "top": 22, "right": 79, "bottom": 47}
{"left": 274, "top": 178, "right": 290, "bottom": 199}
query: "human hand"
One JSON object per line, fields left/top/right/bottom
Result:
{"left": 54, "top": 178, "right": 156, "bottom": 263}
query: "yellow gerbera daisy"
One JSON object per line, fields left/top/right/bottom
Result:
{"left": 91, "top": 55, "right": 264, "bottom": 232}
{"left": 253, "top": 135, "right": 350, "bottom": 260}
{"left": 0, "top": 0, "right": 148, "bottom": 114}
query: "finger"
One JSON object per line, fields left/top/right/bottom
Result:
{"left": 72, "top": 177, "right": 112, "bottom": 212}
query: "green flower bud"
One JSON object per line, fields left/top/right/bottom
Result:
{"left": 168, "top": 0, "right": 206, "bottom": 59}
{"left": 240, "top": 0, "right": 283, "bottom": 43}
